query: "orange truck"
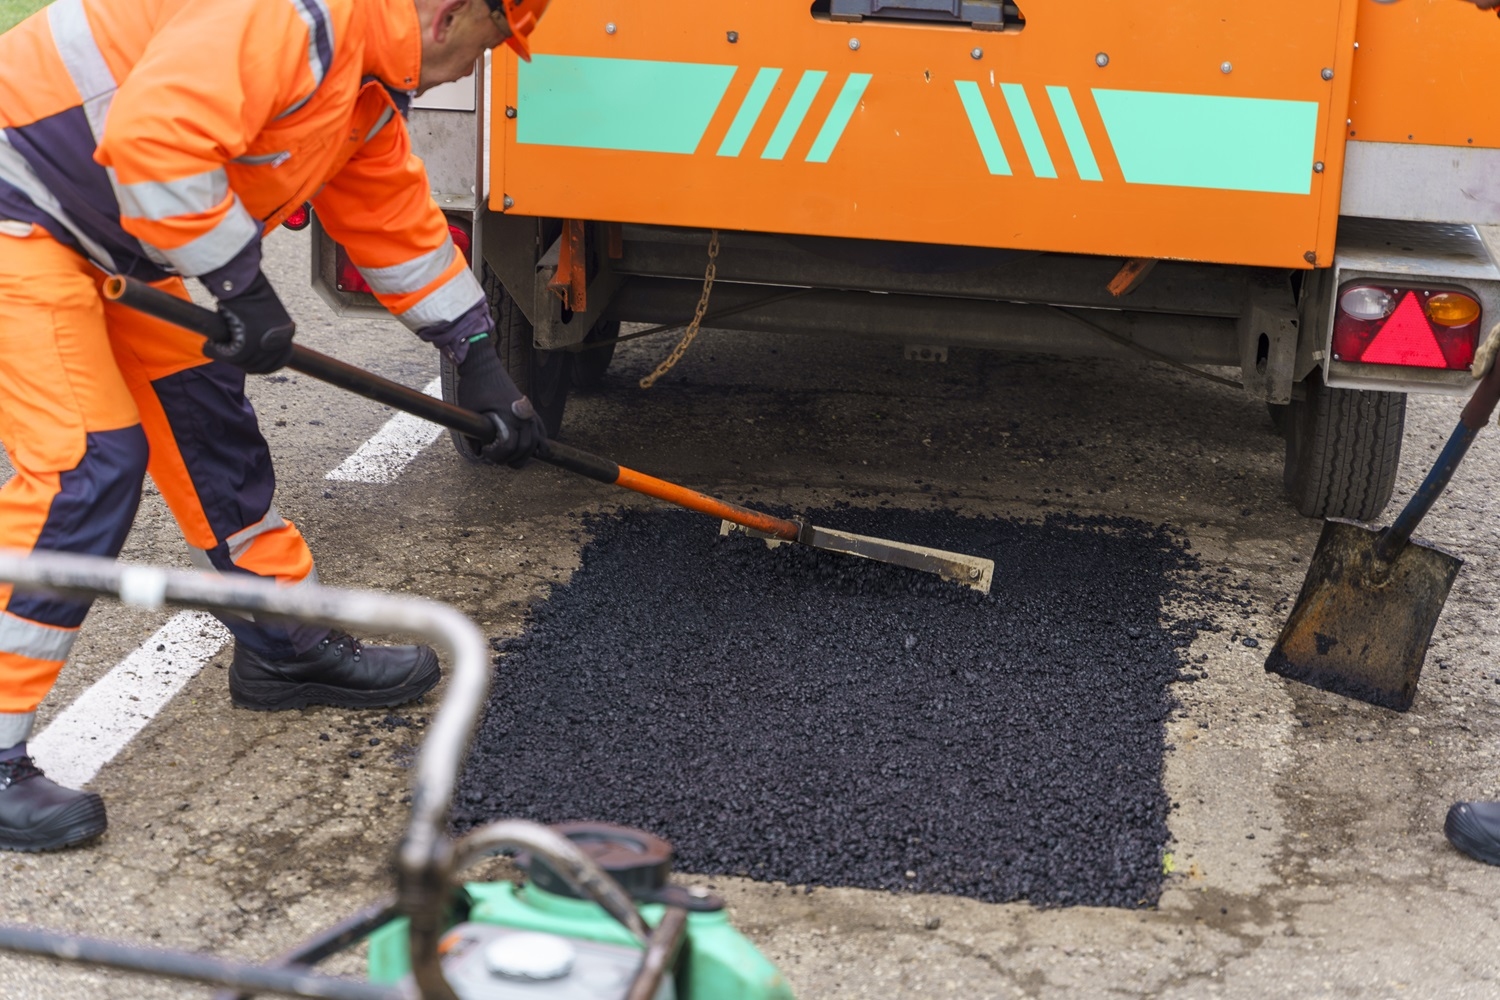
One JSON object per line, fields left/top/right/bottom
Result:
{"left": 311, "top": 0, "right": 1500, "bottom": 522}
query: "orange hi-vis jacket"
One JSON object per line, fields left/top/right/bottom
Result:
{"left": 0, "top": 0, "right": 488, "bottom": 353}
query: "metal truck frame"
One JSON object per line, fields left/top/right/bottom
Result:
{"left": 311, "top": 0, "right": 1500, "bottom": 522}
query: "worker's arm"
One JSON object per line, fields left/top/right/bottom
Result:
{"left": 313, "top": 102, "right": 541, "bottom": 463}
{"left": 310, "top": 95, "right": 490, "bottom": 361}
{"left": 95, "top": 0, "right": 316, "bottom": 371}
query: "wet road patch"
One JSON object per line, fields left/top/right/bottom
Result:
{"left": 455, "top": 509, "right": 1204, "bottom": 908}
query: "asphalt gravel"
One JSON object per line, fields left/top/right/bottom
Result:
{"left": 454, "top": 508, "right": 1208, "bottom": 908}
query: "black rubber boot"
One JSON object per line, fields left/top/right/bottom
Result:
{"left": 229, "top": 632, "right": 440, "bottom": 711}
{"left": 1446, "top": 801, "right": 1500, "bottom": 866}
{"left": 0, "top": 757, "right": 107, "bottom": 852}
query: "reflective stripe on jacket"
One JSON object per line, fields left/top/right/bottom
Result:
{"left": 0, "top": 0, "right": 486, "bottom": 352}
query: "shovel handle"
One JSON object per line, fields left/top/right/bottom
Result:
{"left": 1379, "top": 422, "right": 1478, "bottom": 560}
{"left": 1378, "top": 359, "right": 1500, "bottom": 559}
{"left": 104, "top": 275, "right": 804, "bottom": 541}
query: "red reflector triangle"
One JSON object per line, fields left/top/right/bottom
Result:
{"left": 1360, "top": 292, "right": 1447, "bottom": 368}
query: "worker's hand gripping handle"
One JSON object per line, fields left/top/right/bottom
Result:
{"left": 1462, "top": 347, "right": 1500, "bottom": 430}
{"left": 104, "top": 274, "right": 805, "bottom": 542}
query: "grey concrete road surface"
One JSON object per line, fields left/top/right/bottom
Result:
{"left": 1, "top": 229, "right": 1498, "bottom": 998}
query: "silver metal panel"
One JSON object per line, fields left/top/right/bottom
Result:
{"left": 1334, "top": 217, "right": 1498, "bottom": 279}
{"left": 1341, "top": 142, "right": 1500, "bottom": 226}
{"left": 410, "top": 73, "right": 476, "bottom": 112}
{"left": 1323, "top": 218, "right": 1500, "bottom": 396}
{"left": 409, "top": 109, "right": 477, "bottom": 210}
{"left": 409, "top": 64, "right": 480, "bottom": 212}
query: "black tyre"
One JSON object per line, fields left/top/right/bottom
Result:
{"left": 1282, "top": 371, "right": 1405, "bottom": 521}
{"left": 442, "top": 265, "right": 571, "bottom": 460}
{"left": 572, "top": 320, "right": 619, "bottom": 391}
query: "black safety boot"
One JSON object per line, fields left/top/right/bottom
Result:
{"left": 0, "top": 757, "right": 107, "bottom": 852}
{"left": 229, "top": 632, "right": 440, "bottom": 711}
{"left": 1446, "top": 801, "right": 1500, "bottom": 866}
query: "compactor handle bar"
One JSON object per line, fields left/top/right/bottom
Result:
{"left": 0, "top": 551, "right": 484, "bottom": 997}
{"left": 0, "top": 553, "right": 666, "bottom": 999}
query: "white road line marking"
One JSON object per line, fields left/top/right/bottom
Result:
{"left": 30, "top": 612, "right": 231, "bottom": 788}
{"left": 325, "top": 377, "right": 445, "bottom": 483}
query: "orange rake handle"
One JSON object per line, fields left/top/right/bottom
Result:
{"left": 541, "top": 442, "right": 802, "bottom": 541}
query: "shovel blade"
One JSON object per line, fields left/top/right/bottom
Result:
{"left": 1266, "top": 518, "right": 1462, "bottom": 711}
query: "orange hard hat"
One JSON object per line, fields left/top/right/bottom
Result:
{"left": 486, "top": 0, "right": 550, "bottom": 61}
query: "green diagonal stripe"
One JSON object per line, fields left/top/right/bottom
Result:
{"left": 518, "top": 55, "right": 737, "bottom": 154}
{"left": 1092, "top": 89, "right": 1319, "bottom": 194}
{"left": 1046, "top": 86, "right": 1102, "bottom": 182}
{"left": 955, "top": 81, "right": 1011, "bottom": 176}
{"left": 719, "top": 68, "right": 783, "bottom": 158}
{"left": 1000, "top": 83, "right": 1056, "bottom": 179}
{"left": 806, "top": 73, "right": 872, "bottom": 163}
{"left": 762, "top": 70, "right": 828, "bottom": 161}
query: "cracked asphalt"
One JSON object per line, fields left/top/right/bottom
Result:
{"left": 1, "top": 228, "right": 1498, "bottom": 998}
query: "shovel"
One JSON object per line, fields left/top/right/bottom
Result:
{"left": 1265, "top": 357, "right": 1500, "bottom": 711}
{"left": 103, "top": 276, "right": 995, "bottom": 593}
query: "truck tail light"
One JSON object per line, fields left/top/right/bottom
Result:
{"left": 1339, "top": 286, "right": 1393, "bottom": 322}
{"left": 447, "top": 222, "right": 472, "bottom": 263}
{"left": 1427, "top": 291, "right": 1481, "bottom": 328}
{"left": 1331, "top": 284, "right": 1480, "bottom": 371}
{"left": 334, "top": 244, "right": 372, "bottom": 294}
{"left": 281, "top": 203, "right": 311, "bottom": 231}
{"left": 335, "top": 221, "right": 470, "bottom": 296}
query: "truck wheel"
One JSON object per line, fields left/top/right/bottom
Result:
{"left": 441, "top": 266, "right": 571, "bottom": 461}
{"left": 1282, "top": 372, "right": 1405, "bottom": 521}
{"left": 572, "top": 320, "right": 619, "bottom": 391}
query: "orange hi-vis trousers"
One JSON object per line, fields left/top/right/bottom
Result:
{"left": 0, "top": 224, "right": 322, "bottom": 748}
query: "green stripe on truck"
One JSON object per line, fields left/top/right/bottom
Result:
{"left": 1092, "top": 89, "right": 1319, "bottom": 195}
{"left": 518, "top": 55, "right": 736, "bottom": 155}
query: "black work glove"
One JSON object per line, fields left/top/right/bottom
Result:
{"left": 456, "top": 332, "right": 547, "bottom": 468}
{"left": 209, "top": 271, "right": 296, "bottom": 373}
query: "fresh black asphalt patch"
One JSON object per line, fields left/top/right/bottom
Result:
{"left": 454, "top": 508, "right": 1209, "bottom": 908}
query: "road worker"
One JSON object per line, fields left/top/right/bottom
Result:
{"left": 0, "top": 0, "right": 552, "bottom": 851}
